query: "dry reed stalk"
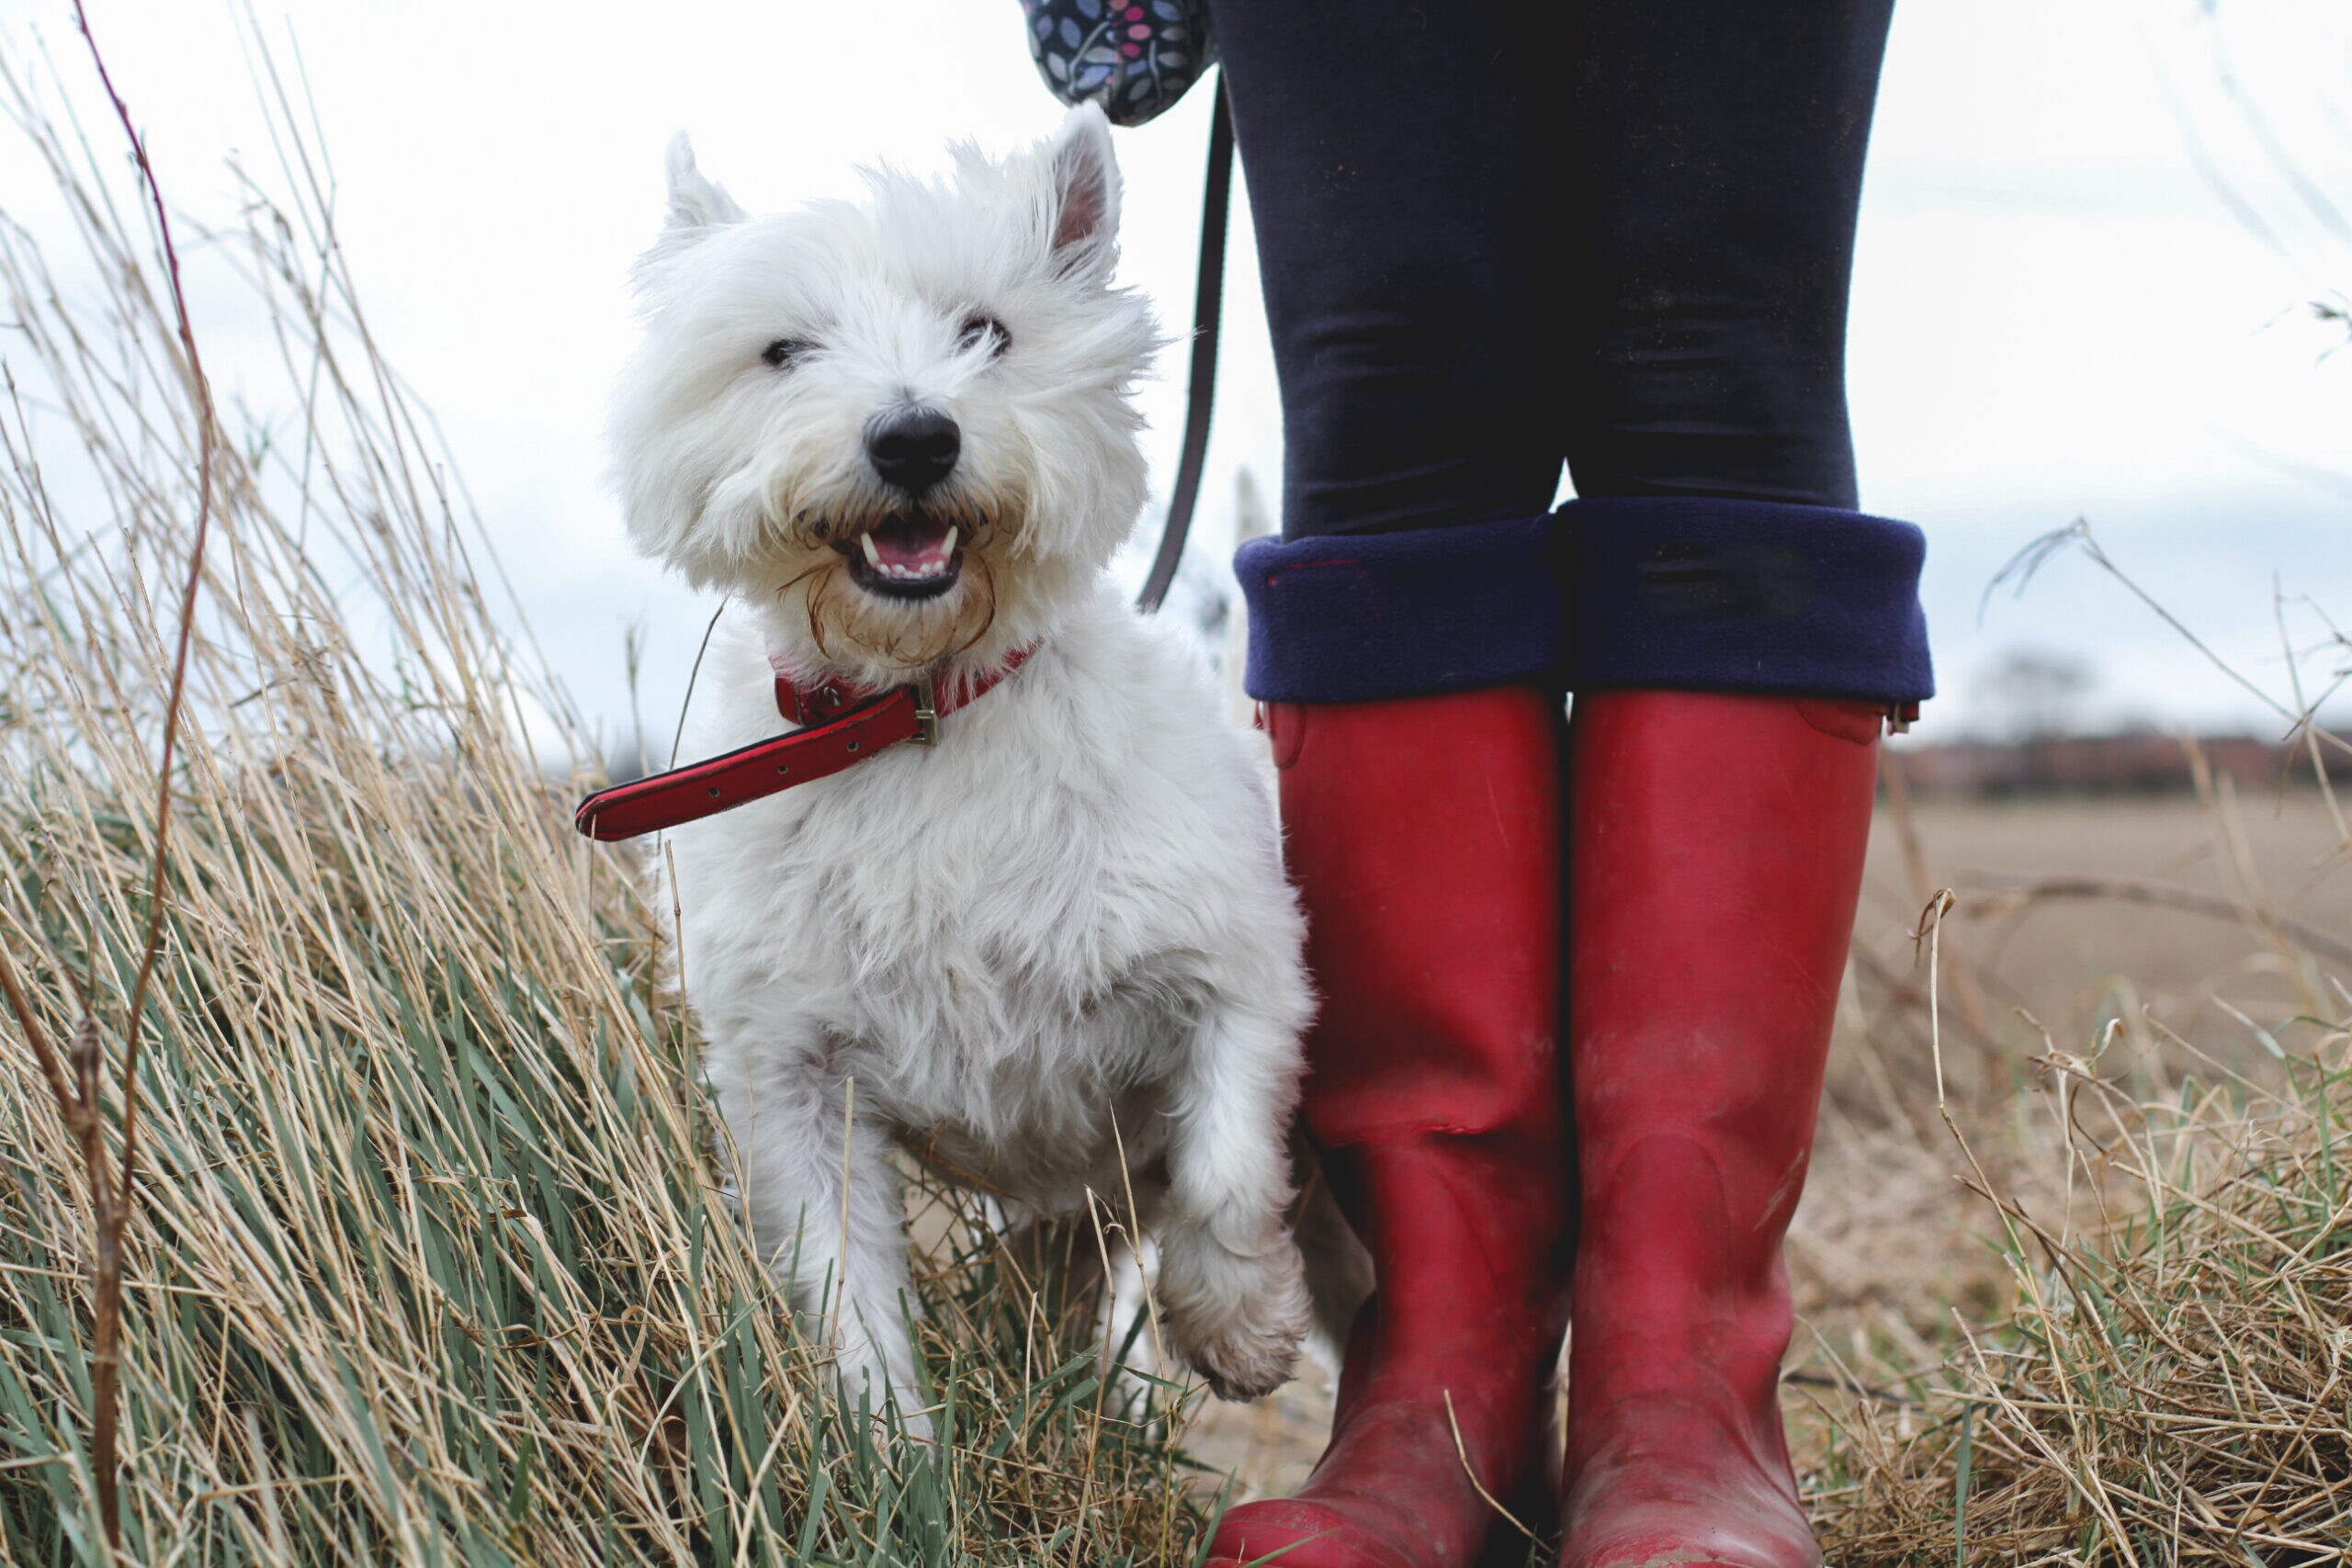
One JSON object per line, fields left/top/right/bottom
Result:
{"left": 1960, "top": 870, "right": 2352, "bottom": 969}
{"left": 0, "top": 3, "right": 221, "bottom": 1549}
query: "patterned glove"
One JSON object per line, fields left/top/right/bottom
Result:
{"left": 1020, "top": 0, "right": 1216, "bottom": 126}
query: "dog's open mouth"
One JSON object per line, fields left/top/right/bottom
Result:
{"left": 838, "top": 513, "right": 965, "bottom": 601}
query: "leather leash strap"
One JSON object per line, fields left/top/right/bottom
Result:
{"left": 1134, "top": 74, "right": 1231, "bottom": 614}
{"left": 573, "top": 650, "right": 1031, "bottom": 842}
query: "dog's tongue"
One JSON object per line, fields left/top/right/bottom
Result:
{"left": 870, "top": 514, "right": 956, "bottom": 572}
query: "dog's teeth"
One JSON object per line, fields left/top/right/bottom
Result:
{"left": 943, "top": 526, "right": 958, "bottom": 557}
{"left": 860, "top": 533, "right": 882, "bottom": 568}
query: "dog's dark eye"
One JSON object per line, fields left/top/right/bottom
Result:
{"left": 957, "top": 313, "right": 1010, "bottom": 359}
{"left": 762, "top": 337, "right": 814, "bottom": 369}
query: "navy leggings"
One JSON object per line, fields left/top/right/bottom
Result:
{"left": 1204, "top": 0, "right": 1897, "bottom": 539}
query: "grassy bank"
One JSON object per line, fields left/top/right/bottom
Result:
{"left": 0, "top": 52, "right": 1197, "bottom": 1567}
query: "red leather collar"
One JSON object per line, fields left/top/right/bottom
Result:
{"left": 573, "top": 648, "right": 1034, "bottom": 843}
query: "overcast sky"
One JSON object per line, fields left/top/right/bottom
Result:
{"left": 4, "top": 0, "right": 2349, "bottom": 743}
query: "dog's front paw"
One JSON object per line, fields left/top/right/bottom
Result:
{"left": 1188, "top": 1304, "right": 1305, "bottom": 1404}
{"left": 1156, "top": 1222, "right": 1311, "bottom": 1403}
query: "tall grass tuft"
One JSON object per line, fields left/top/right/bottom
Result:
{"left": 1809, "top": 1016, "right": 2352, "bottom": 1562}
{"left": 0, "top": 39, "right": 1205, "bottom": 1568}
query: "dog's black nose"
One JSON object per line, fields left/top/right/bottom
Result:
{"left": 866, "top": 408, "right": 961, "bottom": 495}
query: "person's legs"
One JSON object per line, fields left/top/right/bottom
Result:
{"left": 1203, "top": 5, "right": 1576, "bottom": 1566}
{"left": 1547, "top": 6, "right": 1913, "bottom": 1566}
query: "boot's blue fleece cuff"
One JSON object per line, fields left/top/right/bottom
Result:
{"left": 1236, "top": 515, "right": 1564, "bottom": 703}
{"left": 1235, "top": 501, "right": 1933, "bottom": 705}
{"left": 1560, "top": 497, "right": 1933, "bottom": 705}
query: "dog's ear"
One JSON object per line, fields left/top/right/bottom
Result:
{"left": 663, "top": 133, "right": 748, "bottom": 237}
{"left": 1044, "top": 103, "right": 1119, "bottom": 281}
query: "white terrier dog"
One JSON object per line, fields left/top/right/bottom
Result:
{"left": 607, "top": 105, "right": 1317, "bottom": 1432}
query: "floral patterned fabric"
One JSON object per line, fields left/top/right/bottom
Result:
{"left": 1020, "top": 0, "right": 1216, "bottom": 126}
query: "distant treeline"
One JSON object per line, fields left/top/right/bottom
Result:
{"left": 1887, "top": 732, "right": 2328, "bottom": 796}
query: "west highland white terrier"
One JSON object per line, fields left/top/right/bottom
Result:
{"left": 607, "top": 105, "right": 1319, "bottom": 1433}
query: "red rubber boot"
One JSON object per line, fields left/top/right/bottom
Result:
{"left": 1557, "top": 690, "right": 1882, "bottom": 1568}
{"left": 1207, "top": 689, "right": 1576, "bottom": 1568}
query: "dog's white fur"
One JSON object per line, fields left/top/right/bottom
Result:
{"left": 609, "top": 106, "right": 1316, "bottom": 1431}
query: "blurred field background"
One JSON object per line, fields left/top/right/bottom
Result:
{"left": 3, "top": 2, "right": 2349, "bottom": 1564}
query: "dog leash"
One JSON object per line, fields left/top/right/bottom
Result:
{"left": 1135, "top": 74, "right": 1232, "bottom": 615}
{"left": 575, "top": 85, "right": 1230, "bottom": 841}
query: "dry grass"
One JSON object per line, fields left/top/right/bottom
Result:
{"left": 0, "top": 41, "right": 1203, "bottom": 1568}
{"left": 1793, "top": 761, "right": 2352, "bottom": 1560}
{"left": 1807, "top": 1036, "right": 2352, "bottom": 1563}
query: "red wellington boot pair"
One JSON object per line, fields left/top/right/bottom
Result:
{"left": 1206, "top": 684, "right": 1883, "bottom": 1568}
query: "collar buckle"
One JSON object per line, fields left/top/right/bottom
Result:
{"left": 910, "top": 672, "right": 941, "bottom": 746}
